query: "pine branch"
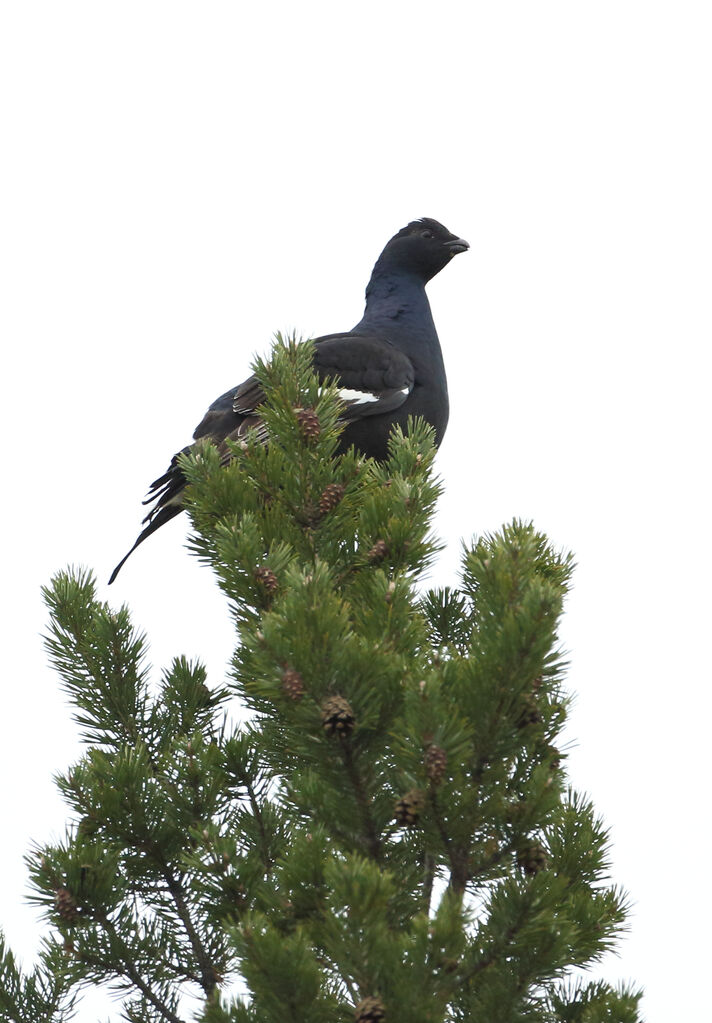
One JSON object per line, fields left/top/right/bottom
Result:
{"left": 0, "top": 934, "right": 77, "bottom": 1023}
{"left": 429, "top": 790, "right": 468, "bottom": 896}
{"left": 421, "top": 853, "right": 436, "bottom": 916}
{"left": 244, "top": 779, "right": 275, "bottom": 875}
{"left": 91, "top": 916, "right": 185, "bottom": 1023}
{"left": 339, "top": 738, "right": 381, "bottom": 861}
{"left": 162, "top": 869, "right": 218, "bottom": 998}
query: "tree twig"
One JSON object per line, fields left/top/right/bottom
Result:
{"left": 429, "top": 791, "right": 468, "bottom": 896}
{"left": 163, "top": 869, "right": 218, "bottom": 997}
{"left": 244, "top": 777, "right": 275, "bottom": 873}
{"left": 340, "top": 738, "right": 381, "bottom": 861}
{"left": 95, "top": 917, "right": 186, "bottom": 1023}
{"left": 422, "top": 852, "right": 436, "bottom": 915}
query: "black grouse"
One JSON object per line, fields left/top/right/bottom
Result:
{"left": 109, "top": 218, "right": 468, "bottom": 583}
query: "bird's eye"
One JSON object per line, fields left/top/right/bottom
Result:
{"left": 421, "top": 229, "right": 434, "bottom": 239}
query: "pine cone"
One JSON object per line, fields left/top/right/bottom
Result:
{"left": 505, "top": 800, "right": 528, "bottom": 826}
{"left": 203, "top": 964, "right": 224, "bottom": 987}
{"left": 221, "top": 875, "right": 247, "bottom": 908}
{"left": 516, "top": 843, "right": 549, "bottom": 876}
{"left": 321, "top": 695, "right": 355, "bottom": 736}
{"left": 355, "top": 995, "right": 385, "bottom": 1022}
{"left": 424, "top": 744, "right": 447, "bottom": 785}
{"left": 296, "top": 407, "right": 321, "bottom": 441}
{"left": 319, "top": 482, "right": 345, "bottom": 514}
{"left": 516, "top": 693, "right": 542, "bottom": 729}
{"left": 254, "top": 565, "right": 279, "bottom": 593}
{"left": 55, "top": 887, "right": 79, "bottom": 923}
{"left": 541, "top": 743, "right": 562, "bottom": 770}
{"left": 77, "top": 815, "right": 99, "bottom": 838}
{"left": 482, "top": 836, "right": 500, "bottom": 859}
{"left": 394, "top": 788, "right": 424, "bottom": 827}
{"left": 196, "top": 682, "right": 212, "bottom": 707}
{"left": 282, "top": 668, "right": 305, "bottom": 702}
{"left": 367, "top": 539, "right": 389, "bottom": 563}
{"left": 440, "top": 957, "right": 459, "bottom": 975}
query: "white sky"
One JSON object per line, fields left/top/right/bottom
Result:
{"left": 1, "top": 2, "right": 710, "bottom": 1020}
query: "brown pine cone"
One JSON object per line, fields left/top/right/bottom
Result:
{"left": 196, "top": 683, "right": 212, "bottom": 707}
{"left": 440, "top": 957, "right": 459, "bottom": 975}
{"left": 321, "top": 695, "right": 355, "bottom": 736}
{"left": 319, "top": 482, "right": 345, "bottom": 514}
{"left": 55, "top": 887, "right": 79, "bottom": 923}
{"left": 516, "top": 843, "right": 549, "bottom": 876}
{"left": 77, "top": 815, "right": 100, "bottom": 838}
{"left": 394, "top": 788, "right": 424, "bottom": 827}
{"left": 282, "top": 668, "right": 305, "bottom": 702}
{"left": 516, "top": 693, "right": 542, "bottom": 729}
{"left": 296, "top": 407, "right": 321, "bottom": 441}
{"left": 505, "top": 800, "right": 528, "bottom": 826}
{"left": 424, "top": 744, "right": 448, "bottom": 785}
{"left": 355, "top": 995, "right": 385, "bottom": 1022}
{"left": 541, "top": 743, "right": 562, "bottom": 770}
{"left": 482, "top": 836, "right": 500, "bottom": 859}
{"left": 254, "top": 565, "right": 279, "bottom": 593}
{"left": 367, "top": 539, "right": 389, "bottom": 563}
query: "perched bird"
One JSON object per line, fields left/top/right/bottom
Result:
{"left": 109, "top": 218, "right": 468, "bottom": 583}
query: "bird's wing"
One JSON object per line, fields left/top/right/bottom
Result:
{"left": 193, "top": 333, "right": 414, "bottom": 443}
{"left": 192, "top": 386, "right": 248, "bottom": 440}
{"left": 312, "top": 333, "right": 415, "bottom": 420}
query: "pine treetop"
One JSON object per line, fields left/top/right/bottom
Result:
{"left": 0, "top": 336, "right": 642, "bottom": 1023}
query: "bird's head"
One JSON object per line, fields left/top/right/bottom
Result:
{"left": 375, "top": 218, "right": 469, "bottom": 282}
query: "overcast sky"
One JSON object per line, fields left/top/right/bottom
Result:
{"left": 1, "top": 3, "right": 710, "bottom": 1020}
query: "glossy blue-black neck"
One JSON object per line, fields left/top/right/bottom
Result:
{"left": 355, "top": 268, "right": 437, "bottom": 342}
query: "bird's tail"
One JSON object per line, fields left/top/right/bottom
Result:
{"left": 108, "top": 444, "right": 193, "bottom": 584}
{"left": 108, "top": 502, "right": 183, "bottom": 584}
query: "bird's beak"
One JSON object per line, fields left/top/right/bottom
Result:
{"left": 446, "top": 238, "right": 469, "bottom": 255}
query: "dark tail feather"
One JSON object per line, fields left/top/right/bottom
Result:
{"left": 141, "top": 446, "right": 191, "bottom": 505}
{"left": 108, "top": 504, "right": 184, "bottom": 584}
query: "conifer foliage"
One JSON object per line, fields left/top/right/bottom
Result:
{"left": 0, "top": 338, "right": 642, "bottom": 1022}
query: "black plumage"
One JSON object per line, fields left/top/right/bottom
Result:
{"left": 109, "top": 218, "right": 468, "bottom": 583}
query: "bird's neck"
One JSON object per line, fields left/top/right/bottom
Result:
{"left": 357, "top": 270, "right": 437, "bottom": 339}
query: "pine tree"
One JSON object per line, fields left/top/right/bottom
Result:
{"left": 0, "top": 337, "right": 642, "bottom": 1022}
